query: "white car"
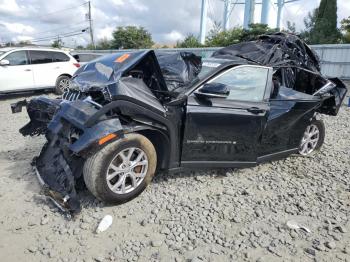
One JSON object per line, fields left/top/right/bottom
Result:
{"left": 0, "top": 47, "right": 80, "bottom": 94}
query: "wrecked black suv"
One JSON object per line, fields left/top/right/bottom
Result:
{"left": 11, "top": 33, "right": 347, "bottom": 215}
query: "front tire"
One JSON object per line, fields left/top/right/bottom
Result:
{"left": 83, "top": 134, "right": 157, "bottom": 204}
{"left": 55, "top": 75, "right": 71, "bottom": 95}
{"left": 298, "top": 119, "right": 325, "bottom": 156}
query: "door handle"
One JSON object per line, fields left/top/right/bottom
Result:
{"left": 24, "top": 69, "right": 31, "bottom": 71}
{"left": 247, "top": 107, "right": 265, "bottom": 114}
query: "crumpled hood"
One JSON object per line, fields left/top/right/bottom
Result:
{"left": 70, "top": 50, "right": 203, "bottom": 102}
{"left": 70, "top": 50, "right": 169, "bottom": 97}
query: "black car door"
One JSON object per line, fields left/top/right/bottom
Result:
{"left": 181, "top": 65, "right": 273, "bottom": 167}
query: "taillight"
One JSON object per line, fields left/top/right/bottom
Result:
{"left": 73, "top": 63, "right": 80, "bottom": 68}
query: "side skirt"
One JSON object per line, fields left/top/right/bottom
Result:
{"left": 176, "top": 148, "right": 298, "bottom": 171}
{"left": 180, "top": 161, "right": 256, "bottom": 169}
{"left": 257, "top": 148, "right": 298, "bottom": 163}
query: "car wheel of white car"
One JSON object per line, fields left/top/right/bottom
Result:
{"left": 298, "top": 119, "right": 325, "bottom": 156}
{"left": 55, "top": 75, "right": 71, "bottom": 95}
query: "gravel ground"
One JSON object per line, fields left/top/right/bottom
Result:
{"left": 0, "top": 90, "right": 349, "bottom": 262}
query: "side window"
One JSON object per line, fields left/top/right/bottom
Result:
{"left": 29, "top": 51, "right": 52, "bottom": 64}
{"left": 52, "top": 52, "right": 70, "bottom": 62}
{"left": 210, "top": 66, "right": 269, "bottom": 101}
{"left": 3, "top": 51, "right": 28, "bottom": 66}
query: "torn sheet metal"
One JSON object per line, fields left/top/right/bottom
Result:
{"left": 19, "top": 97, "right": 61, "bottom": 136}
{"left": 212, "top": 32, "right": 320, "bottom": 72}
{"left": 155, "top": 51, "right": 202, "bottom": 91}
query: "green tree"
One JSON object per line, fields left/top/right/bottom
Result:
{"left": 110, "top": 26, "right": 154, "bottom": 49}
{"left": 205, "top": 23, "right": 277, "bottom": 47}
{"left": 206, "top": 27, "right": 243, "bottom": 47}
{"left": 86, "top": 43, "right": 95, "bottom": 50}
{"left": 51, "top": 39, "right": 63, "bottom": 48}
{"left": 176, "top": 34, "right": 202, "bottom": 48}
{"left": 96, "top": 37, "right": 111, "bottom": 50}
{"left": 240, "top": 23, "right": 278, "bottom": 41}
{"left": 340, "top": 16, "right": 350, "bottom": 43}
{"left": 5, "top": 42, "right": 14, "bottom": 47}
{"left": 300, "top": 9, "right": 318, "bottom": 42}
{"left": 302, "top": 0, "right": 341, "bottom": 44}
{"left": 18, "top": 40, "right": 32, "bottom": 46}
{"left": 285, "top": 21, "right": 296, "bottom": 34}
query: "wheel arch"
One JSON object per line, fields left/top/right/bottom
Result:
{"left": 135, "top": 128, "right": 171, "bottom": 171}
{"left": 57, "top": 73, "right": 72, "bottom": 79}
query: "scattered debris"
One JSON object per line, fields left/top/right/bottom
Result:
{"left": 96, "top": 215, "right": 113, "bottom": 233}
{"left": 286, "top": 220, "right": 311, "bottom": 233}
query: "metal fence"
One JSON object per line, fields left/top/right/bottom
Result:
{"left": 76, "top": 44, "right": 350, "bottom": 79}
{"left": 311, "top": 44, "right": 350, "bottom": 80}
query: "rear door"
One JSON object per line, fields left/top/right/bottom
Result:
{"left": 28, "top": 50, "right": 56, "bottom": 88}
{"left": 0, "top": 50, "right": 34, "bottom": 92}
{"left": 51, "top": 51, "right": 77, "bottom": 76}
{"left": 181, "top": 65, "right": 273, "bottom": 167}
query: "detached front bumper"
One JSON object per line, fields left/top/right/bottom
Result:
{"left": 11, "top": 97, "right": 61, "bottom": 136}
{"left": 13, "top": 96, "right": 124, "bottom": 215}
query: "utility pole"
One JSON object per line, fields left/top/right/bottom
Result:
{"left": 199, "top": 0, "right": 208, "bottom": 45}
{"left": 260, "top": 0, "right": 270, "bottom": 24}
{"left": 275, "top": 0, "right": 299, "bottom": 30}
{"left": 88, "top": 1, "right": 95, "bottom": 49}
{"left": 243, "top": 0, "right": 255, "bottom": 29}
{"left": 223, "top": 0, "right": 231, "bottom": 31}
{"left": 276, "top": 0, "right": 283, "bottom": 30}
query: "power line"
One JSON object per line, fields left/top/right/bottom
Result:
{"left": 30, "top": 29, "right": 89, "bottom": 43}
{"left": 10, "top": 1, "right": 92, "bottom": 46}
{"left": 30, "top": 28, "right": 87, "bottom": 42}
{"left": 35, "top": 2, "right": 88, "bottom": 20}
{"left": 31, "top": 21, "right": 88, "bottom": 37}
{"left": 30, "top": 32, "right": 87, "bottom": 43}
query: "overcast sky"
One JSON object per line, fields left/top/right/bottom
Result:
{"left": 0, "top": 0, "right": 349, "bottom": 47}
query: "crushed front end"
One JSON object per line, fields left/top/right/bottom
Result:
{"left": 12, "top": 98, "right": 124, "bottom": 216}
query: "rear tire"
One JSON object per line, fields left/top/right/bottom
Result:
{"left": 55, "top": 75, "right": 70, "bottom": 95}
{"left": 83, "top": 133, "right": 157, "bottom": 204}
{"left": 298, "top": 119, "right": 325, "bottom": 156}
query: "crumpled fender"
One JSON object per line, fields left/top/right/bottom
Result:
{"left": 46, "top": 99, "right": 125, "bottom": 156}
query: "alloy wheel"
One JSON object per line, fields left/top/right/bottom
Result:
{"left": 58, "top": 78, "right": 70, "bottom": 93}
{"left": 299, "top": 124, "right": 320, "bottom": 155}
{"left": 106, "top": 147, "right": 148, "bottom": 194}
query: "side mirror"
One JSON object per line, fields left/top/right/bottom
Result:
{"left": 195, "top": 82, "right": 229, "bottom": 98}
{"left": 0, "top": 59, "right": 10, "bottom": 66}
